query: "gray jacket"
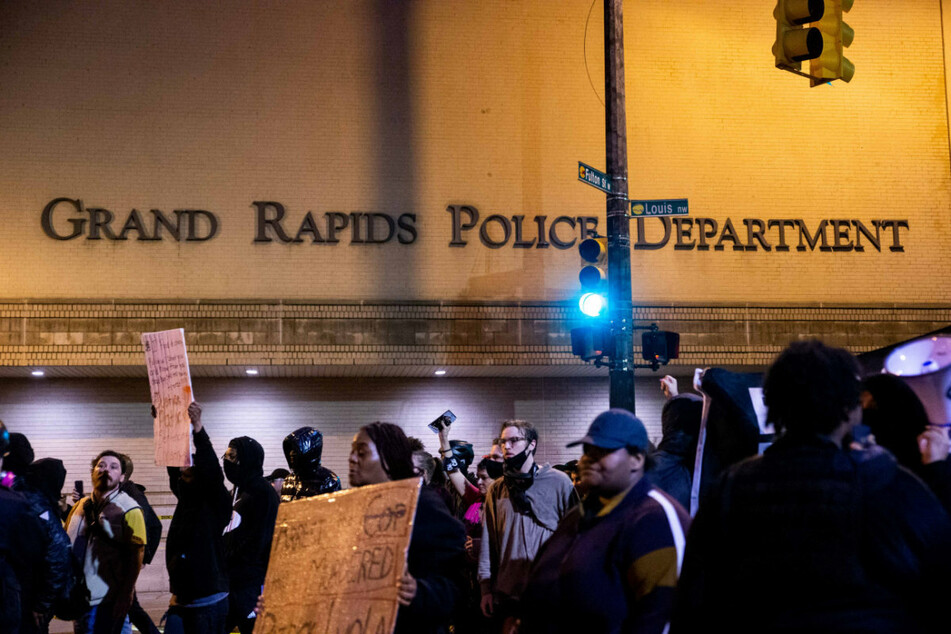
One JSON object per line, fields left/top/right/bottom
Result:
{"left": 478, "top": 464, "right": 578, "bottom": 599}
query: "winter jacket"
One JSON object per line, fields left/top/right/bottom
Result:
{"left": 0, "top": 484, "right": 45, "bottom": 633}
{"left": 166, "top": 427, "right": 233, "bottom": 603}
{"left": 222, "top": 436, "right": 280, "bottom": 591}
{"left": 394, "top": 485, "right": 467, "bottom": 634}
{"left": 650, "top": 394, "right": 702, "bottom": 509}
{"left": 674, "top": 434, "right": 951, "bottom": 633}
{"left": 521, "top": 477, "right": 690, "bottom": 633}
{"left": 14, "top": 458, "right": 71, "bottom": 616}
{"left": 280, "top": 426, "right": 341, "bottom": 502}
{"left": 478, "top": 465, "right": 578, "bottom": 600}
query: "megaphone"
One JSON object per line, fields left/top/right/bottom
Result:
{"left": 884, "top": 335, "right": 951, "bottom": 425}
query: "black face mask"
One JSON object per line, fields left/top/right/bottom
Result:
{"left": 504, "top": 446, "right": 532, "bottom": 472}
{"left": 223, "top": 460, "right": 240, "bottom": 486}
{"left": 484, "top": 460, "right": 504, "bottom": 480}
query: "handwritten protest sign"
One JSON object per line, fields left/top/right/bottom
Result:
{"left": 142, "top": 329, "right": 194, "bottom": 467}
{"left": 255, "top": 478, "right": 422, "bottom": 634}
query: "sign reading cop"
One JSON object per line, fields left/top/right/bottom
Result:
{"left": 255, "top": 478, "right": 422, "bottom": 634}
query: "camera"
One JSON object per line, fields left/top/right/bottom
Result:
{"left": 428, "top": 410, "right": 457, "bottom": 434}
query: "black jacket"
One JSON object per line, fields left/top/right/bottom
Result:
{"left": 0, "top": 484, "right": 45, "bottom": 632}
{"left": 674, "top": 435, "right": 951, "bottom": 633}
{"left": 280, "top": 426, "right": 341, "bottom": 501}
{"left": 394, "top": 485, "right": 467, "bottom": 634}
{"left": 650, "top": 394, "right": 702, "bottom": 509}
{"left": 14, "top": 458, "right": 71, "bottom": 616}
{"left": 166, "top": 427, "right": 233, "bottom": 603}
{"left": 222, "top": 436, "right": 280, "bottom": 591}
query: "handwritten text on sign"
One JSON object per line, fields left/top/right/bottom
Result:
{"left": 255, "top": 478, "right": 422, "bottom": 634}
{"left": 142, "top": 329, "right": 194, "bottom": 467}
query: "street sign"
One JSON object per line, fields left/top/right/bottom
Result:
{"left": 578, "top": 162, "right": 613, "bottom": 194}
{"left": 630, "top": 199, "right": 689, "bottom": 217}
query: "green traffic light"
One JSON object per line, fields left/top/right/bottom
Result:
{"left": 579, "top": 292, "right": 606, "bottom": 317}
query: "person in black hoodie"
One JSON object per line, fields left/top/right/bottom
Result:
{"left": 349, "top": 421, "right": 466, "bottom": 634}
{"left": 0, "top": 421, "right": 46, "bottom": 634}
{"left": 14, "top": 457, "right": 71, "bottom": 634}
{"left": 222, "top": 433, "right": 279, "bottom": 634}
{"left": 650, "top": 385, "right": 702, "bottom": 510}
{"left": 164, "top": 402, "right": 232, "bottom": 634}
{"left": 279, "top": 426, "right": 341, "bottom": 502}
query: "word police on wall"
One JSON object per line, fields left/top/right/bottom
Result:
{"left": 41, "top": 198, "right": 910, "bottom": 252}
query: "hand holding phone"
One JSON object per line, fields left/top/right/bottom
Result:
{"left": 428, "top": 410, "right": 457, "bottom": 434}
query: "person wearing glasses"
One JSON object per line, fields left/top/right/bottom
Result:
{"left": 477, "top": 420, "right": 578, "bottom": 633}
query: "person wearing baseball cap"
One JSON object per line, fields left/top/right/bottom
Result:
{"left": 519, "top": 409, "right": 690, "bottom": 633}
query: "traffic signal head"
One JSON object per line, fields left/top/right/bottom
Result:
{"left": 773, "top": 0, "right": 824, "bottom": 70}
{"left": 571, "top": 325, "right": 609, "bottom": 361}
{"left": 773, "top": 0, "right": 855, "bottom": 86}
{"left": 642, "top": 331, "right": 680, "bottom": 365}
{"left": 810, "top": 0, "right": 854, "bottom": 86}
{"left": 578, "top": 237, "right": 607, "bottom": 317}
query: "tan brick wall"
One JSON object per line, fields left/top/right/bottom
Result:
{"left": 2, "top": 300, "right": 948, "bottom": 373}
{"left": 0, "top": 0, "right": 947, "bottom": 305}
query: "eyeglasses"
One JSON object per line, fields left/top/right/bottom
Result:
{"left": 494, "top": 436, "right": 527, "bottom": 448}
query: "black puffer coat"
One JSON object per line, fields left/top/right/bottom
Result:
{"left": 280, "top": 427, "right": 341, "bottom": 502}
{"left": 15, "top": 458, "right": 71, "bottom": 617}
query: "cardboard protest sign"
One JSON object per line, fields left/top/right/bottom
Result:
{"left": 255, "top": 478, "right": 422, "bottom": 634}
{"left": 142, "top": 328, "right": 194, "bottom": 467}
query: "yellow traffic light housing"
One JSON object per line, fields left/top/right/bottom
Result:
{"left": 773, "top": 0, "right": 855, "bottom": 86}
{"left": 810, "top": 0, "right": 854, "bottom": 86}
{"left": 773, "top": 0, "right": 823, "bottom": 70}
{"left": 577, "top": 237, "right": 607, "bottom": 317}
{"left": 578, "top": 237, "right": 607, "bottom": 289}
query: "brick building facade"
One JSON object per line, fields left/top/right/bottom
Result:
{"left": 1, "top": 0, "right": 950, "bottom": 493}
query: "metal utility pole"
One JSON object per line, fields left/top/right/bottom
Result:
{"left": 604, "top": 0, "right": 635, "bottom": 413}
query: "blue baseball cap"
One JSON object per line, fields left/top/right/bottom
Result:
{"left": 567, "top": 409, "right": 649, "bottom": 451}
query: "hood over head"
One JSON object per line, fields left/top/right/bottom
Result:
{"left": 5, "top": 433, "right": 34, "bottom": 475}
{"left": 26, "top": 457, "right": 67, "bottom": 504}
{"left": 227, "top": 436, "right": 265, "bottom": 486}
{"left": 658, "top": 393, "right": 703, "bottom": 457}
{"left": 283, "top": 427, "right": 324, "bottom": 478}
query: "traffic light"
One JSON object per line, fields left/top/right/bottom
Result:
{"left": 577, "top": 237, "right": 607, "bottom": 317}
{"left": 810, "top": 0, "right": 854, "bottom": 86}
{"left": 642, "top": 331, "right": 680, "bottom": 365}
{"left": 773, "top": 0, "right": 855, "bottom": 86}
{"left": 571, "top": 236, "right": 609, "bottom": 361}
{"left": 571, "top": 324, "right": 610, "bottom": 361}
{"left": 773, "top": 0, "right": 824, "bottom": 71}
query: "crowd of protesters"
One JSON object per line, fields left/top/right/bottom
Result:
{"left": 1, "top": 338, "right": 950, "bottom": 633}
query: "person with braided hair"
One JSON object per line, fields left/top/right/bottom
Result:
{"left": 349, "top": 422, "right": 466, "bottom": 634}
